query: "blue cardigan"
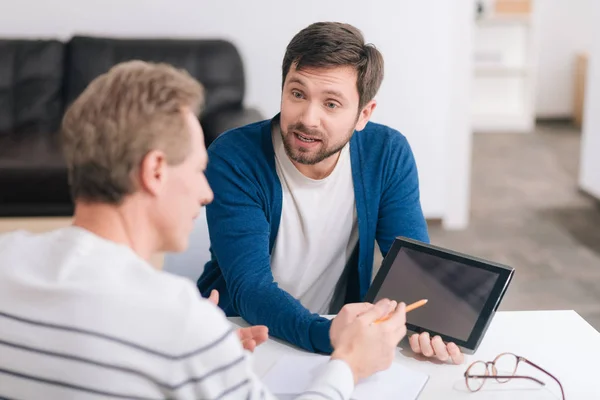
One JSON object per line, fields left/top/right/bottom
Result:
{"left": 197, "top": 115, "right": 429, "bottom": 354}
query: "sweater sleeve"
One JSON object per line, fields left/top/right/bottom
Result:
{"left": 175, "top": 289, "right": 354, "bottom": 400}
{"left": 205, "top": 150, "right": 334, "bottom": 354}
{"left": 376, "top": 134, "right": 430, "bottom": 257}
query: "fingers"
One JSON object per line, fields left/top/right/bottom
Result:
{"left": 384, "top": 301, "right": 406, "bottom": 325}
{"left": 409, "top": 332, "right": 465, "bottom": 364}
{"left": 237, "top": 326, "right": 269, "bottom": 342}
{"left": 238, "top": 325, "right": 269, "bottom": 351}
{"left": 359, "top": 299, "right": 395, "bottom": 324}
{"left": 208, "top": 289, "right": 219, "bottom": 305}
{"left": 237, "top": 327, "right": 252, "bottom": 341}
{"left": 409, "top": 334, "right": 421, "bottom": 354}
{"left": 418, "top": 332, "right": 434, "bottom": 357}
{"left": 431, "top": 336, "right": 449, "bottom": 362}
{"left": 339, "top": 302, "right": 376, "bottom": 318}
{"left": 251, "top": 326, "right": 269, "bottom": 345}
{"left": 242, "top": 339, "right": 257, "bottom": 352}
{"left": 448, "top": 342, "right": 464, "bottom": 364}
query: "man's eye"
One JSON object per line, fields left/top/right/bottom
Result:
{"left": 326, "top": 102, "right": 337, "bottom": 109}
{"left": 292, "top": 91, "right": 303, "bottom": 99}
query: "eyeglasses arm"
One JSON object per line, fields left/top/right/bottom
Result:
{"left": 465, "top": 374, "right": 545, "bottom": 386}
{"left": 522, "top": 358, "right": 566, "bottom": 400}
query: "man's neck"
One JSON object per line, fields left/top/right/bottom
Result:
{"left": 72, "top": 201, "right": 157, "bottom": 263}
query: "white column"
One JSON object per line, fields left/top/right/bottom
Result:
{"left": 443, "top": 0, "right": 475, "bottom": 230}
{"left": 579, "top": 1, "right": 600, "bottom": 199}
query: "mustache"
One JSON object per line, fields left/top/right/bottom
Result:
{"left": 288, "top": 123, "right": 323, "bottom": 139}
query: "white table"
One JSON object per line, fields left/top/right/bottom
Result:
{"left": 230, "top": 311, "right": 600, "bottom": 399}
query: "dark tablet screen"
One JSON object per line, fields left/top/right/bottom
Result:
{"left": 372, "top": 246, "right": 501, "bottom": 342}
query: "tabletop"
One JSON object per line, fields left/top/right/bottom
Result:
{"left": 229, "top": 310, "right": 600, "bottom": 399}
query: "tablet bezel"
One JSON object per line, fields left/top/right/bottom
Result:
{"left": 364, "top": 237, "right": 514, "bottom": 353}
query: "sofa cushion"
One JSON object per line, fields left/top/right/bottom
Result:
{"left": 0, "top": 133, "right": 70, "bottom": 209}
{"left": 0, "top": 39, "right": 65, "bottom": 136}
{"left": 64, "top": 36, "right": 246, "bottom": 120}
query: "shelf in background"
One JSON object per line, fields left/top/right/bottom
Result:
{"left": 475, "top": 65, "right": 530, "bottom": 76}
{"left": 471, "top": 0, "right": 537, "bottom": 134}
{"left": 476, "top": 15, "right": 532, "bottom": 26}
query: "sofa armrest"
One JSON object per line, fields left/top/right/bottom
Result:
{"left": 202, "top": 107, "right": 264, "bottom": 146}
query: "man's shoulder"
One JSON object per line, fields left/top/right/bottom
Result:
{"left": 361, "top": 121, "right": 406, "bottom": 141}
{"left": 204, "top": 117, "right": 277, "bottom": 187}
{"left": 0, "top": 229, "right": 31, "bottom": 246}
{"left": 208, "top": 117, "right": 272, "bottom": 158}
{"left": 0, "top": 229, "right": 64, "bottom": 264}
{"left": 354, "top": 121, "right": 413, "bottom": 161}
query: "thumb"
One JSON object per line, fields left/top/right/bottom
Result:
{"left": 359, "top": 299, "right": 394, "bottom": 324}
{"left": 208, "top": 289, "right": 219, "bottom": 305}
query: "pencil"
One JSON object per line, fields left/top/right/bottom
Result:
{"left": 374, "top": 299, "right": 428, "bottom": 324}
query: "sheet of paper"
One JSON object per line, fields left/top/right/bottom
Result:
{"left": 262, "top": 354, "right": 429, "bottom": 400}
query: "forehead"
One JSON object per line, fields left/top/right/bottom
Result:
{"left": 285, "top": 65, "right": 358, "bottom": 99}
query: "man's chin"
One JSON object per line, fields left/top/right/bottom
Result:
{"left": 290, "top": 148, "right": 340, "bottom": 165}
{"left": 289, "top": 154, "right": 312, "bottom": 165}
{"left": 284, "top": 146, "right": 320, "bottom": 165}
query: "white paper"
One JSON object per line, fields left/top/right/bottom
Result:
{"left": 262, "top": 354, "right": 429, "bottom": 400}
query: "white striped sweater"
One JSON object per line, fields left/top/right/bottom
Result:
{"left": 0, "top": 227, "right": 354, "bottom": 400}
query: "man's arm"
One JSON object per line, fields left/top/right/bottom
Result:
{"left": 205, "top": 151, "right": 333, "bottom": 353}
{"left": 176, "top": 287, "right": 354, "bottom": 400}
{"left": 376, "top": 134, "right": 430, "bottom": 256}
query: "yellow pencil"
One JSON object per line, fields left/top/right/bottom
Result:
{"left": 375, "top": 299, "right": 428, "bottom": 324}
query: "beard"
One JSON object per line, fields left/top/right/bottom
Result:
{"left": 281, "top": 121, "right": 355, "bottom": 165}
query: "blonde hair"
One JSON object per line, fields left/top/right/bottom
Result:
{"left": 61, "top": 60, "right": 204, "bottom": 203}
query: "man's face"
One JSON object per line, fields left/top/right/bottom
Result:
{"left": 153, "top": 109, "right": 213, "bottom": 253}
{"left": 280, "top": 65, "right": 370, "bottom": 165}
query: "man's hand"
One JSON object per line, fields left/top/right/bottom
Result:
{"left": 331, "top": 299, "right": 407, "bottom": 383}
{"left": 330, "top": 302, "right": 375, "bottom": 348}
{"left": 206, "top": 289, "right": 269, "bottom": 352}
{"left": 409, "top": 332, "right": 464, "bottom": 364}
{"left": 237, "top": 325, "right": 269, "bottom": 352}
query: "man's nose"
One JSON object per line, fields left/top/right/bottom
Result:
{"left": 200, "top": 186, "right": 214, "bottom": 207}
{"left": 300, "top": 102, "right": 321, "bottom": 129}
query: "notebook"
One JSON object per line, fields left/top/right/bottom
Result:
{"left": 262, "top": 354, "right": 429, "bottom": 400}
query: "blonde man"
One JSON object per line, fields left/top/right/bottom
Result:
{"left": 0, "top": 61, "right": 407, "bottom": 399}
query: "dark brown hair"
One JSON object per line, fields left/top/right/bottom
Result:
{"left": 61, "top": 60, "right": 204, "bottom": 204}
{"left": 282, "top": 22, "right": 384, "bottom": 109}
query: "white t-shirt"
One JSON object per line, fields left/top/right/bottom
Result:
{"left": 270, "top": 124, "right": 359, "bottom": 314}
{"left": 0, "top": 227, "right": 354, "bottom": 400}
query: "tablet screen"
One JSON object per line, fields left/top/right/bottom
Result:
{"left": 372, "top": 247, "right": 500, "bottom": 341}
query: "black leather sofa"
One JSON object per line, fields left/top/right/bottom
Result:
{"left": 0, "top": 36, "right": 262, "bottom": 217}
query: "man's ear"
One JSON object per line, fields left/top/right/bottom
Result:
{"left": 355, "top": 100, "right": 377, "bottom": 131}
{"left": 139, "top": 150, "right": 168, "bottom": 196}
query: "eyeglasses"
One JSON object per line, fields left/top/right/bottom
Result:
{"left": 464, "top": 352, "right": 565, "bottom": 399}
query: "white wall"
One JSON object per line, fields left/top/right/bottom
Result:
{"left": 535, "top": 0, "right": 595, "bottom": 118}
{"left": 579, "top": 1, "right": 600, "bottom": 199}
{"left": 0, "top": 0, "right": 473, "bottom": 226}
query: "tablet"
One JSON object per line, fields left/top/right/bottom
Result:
{"left": 364, "top": 237, "right": 514, "bottom": 354}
